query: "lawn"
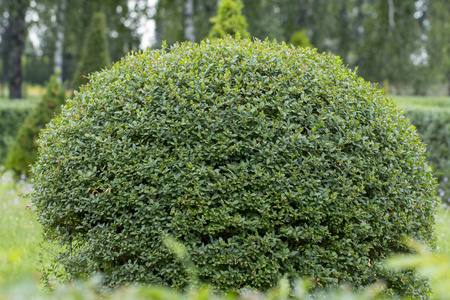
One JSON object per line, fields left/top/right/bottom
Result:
{"left": 0, "top": 170, "right": 42, "bottom": 284}
{"left": 391, "top": 95, "right": 450, "bottom": 109}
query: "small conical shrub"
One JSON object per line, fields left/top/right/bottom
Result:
{"left": 5, "top": 74, "right": 66, "bottom": 177}
{"left": 208, "top": 0, "right": 250, "bottom": 39}
{"left": 72, "top": 12, "right": 111, "bottom": 92}
{"left": 289, "top": 29, "right": 311, "bottom": 48}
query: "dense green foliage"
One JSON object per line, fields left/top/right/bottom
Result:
{"left": 0, "top": 99, "right": 35, "bottom": 163}
{"left": 32, "top": 38, "right": 438, "bottom": 297}
{"left": 288, "top": 30, "right": 311, "bottom": 48}
{"left": 402, "top": 107, "right": 450, "bottom": 205}
{"left": 72, "top": 12, "right": 111, "bottom": 91}
{"left": 4, "top": 75, "right": 65, "bottom": 176}
{"left": 208, "top": 0, "right": 250, "bottom": 39}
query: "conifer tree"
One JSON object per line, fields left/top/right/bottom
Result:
{"left": 208, "top": 0, "right": 250, "bottom": 39}
{"left": 72, "top": 12, "right": 110, "bottom": 91}
{"left": 5, "top": 74, "right": 66, "bottom": 177}
{"left": 288, "top": 29, "right": 311, "bottom": 48}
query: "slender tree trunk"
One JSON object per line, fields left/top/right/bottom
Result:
{"left": 54, "top": 0, "right": 67, "bottom": 83}
{"left": 155, "top": 15, "right": 163, "bottom": 46}
{"left": 9, "top": 7, "right": 26, "bottom": 99}
{"left": 387, "top": 0, "right": 396, "bottom": 29}
{"left": 184, "top": 0, "right": 195, "bottom": 42}
{"left": 447, "top": 71, "right": 450, "bottom": 96}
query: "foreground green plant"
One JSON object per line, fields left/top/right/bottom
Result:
{"left": 1, "top": 206, "right": 449, "bottom": 299}
{"left": 386, "top": 205, "right": 450, "bottom": 299}
{"left": 0, "top": 277, "right": 385, "bottom": 300}
{"left": 32, "top": 37, "right": 438, "bottom": 297}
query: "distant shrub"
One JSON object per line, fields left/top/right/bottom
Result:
{"left": 208, "top": 0, "right": 250, "bottom": 39}
{"left": 72, "top": 12, "right": 111, "bottom": 91}
{"left": 32, "top": 37, "right": 438, "bottom": 297}
{"left": 5, "top": 75, "right": 65, "bottom": 177}
{"left": 0, "top": 100, "right": 35, "bottom": 164}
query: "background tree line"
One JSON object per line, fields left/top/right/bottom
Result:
{"left": 0, "top": 0, "right": 449, "bottom": 99}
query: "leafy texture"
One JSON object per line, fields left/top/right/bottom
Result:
{"left": 208, "top": 0, "right": 250, "bottom": 39}
{"left": 32, "top": 38, "right": 438, "bottom": 297}
{"left": 71, "top": 12, "right": 111, "bottom": 92}
{"left": 5, "top": 75, "right": 65, "bottom": 176}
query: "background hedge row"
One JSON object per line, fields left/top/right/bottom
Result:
{"left": 0, "top": 100, "right": 36, "bottom": 164}
{"left": 403, "top": 108, "right": 450, "bottom": 203}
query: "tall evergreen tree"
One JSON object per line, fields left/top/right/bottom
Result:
{"left": 30, "top": 0, "right": 145, "bottom": 83}
{"left": 72, "top": 12, "right": 111, "bottom": 91}
{"left": 208, "top": 0, "right": 250, "bottom": 39}
{"left": 288, "top": 29, "right": 311, "bottom": 48}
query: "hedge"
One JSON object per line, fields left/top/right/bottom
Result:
{"left": 32, "top": 38, "right": 438, "bottom": 298}
{"left": 0, "top": 99, "right": 36, "bottom": 164}
{"left": 403, "top": 107, "right": 450, "bottom": 204}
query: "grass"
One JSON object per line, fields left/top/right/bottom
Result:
{"left": 0, "top": 170, "right": 42, "bottom": 284}
{"left": 0, "top": 97, "right": 38, "bottom": 110}
{"left": 0, "top": 84, "right": 47, "bottom": 101}
{"left": 436, "top": 203, "right": 450, "bottom": 254}
{"left": 390, "top": 95, "right": 450, "bottom": 110}
{"left": 434, "top": 205, "right": 450, "bottom": 296}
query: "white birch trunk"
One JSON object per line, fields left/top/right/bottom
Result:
{"left": 388, "top": 0, "right": 396, "bottom": 29}
{"left": 184, "top": 0, "right": 195, "bottom": 42}
{"left": 54, "top": 0, "right": 66, "bottom": 83}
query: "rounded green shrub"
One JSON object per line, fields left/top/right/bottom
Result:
{"left": 32, "top": 38, "right": 438, "bottom": 297}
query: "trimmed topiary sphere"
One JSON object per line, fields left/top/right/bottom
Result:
{"left": 32, "top": 38, "right": 438, "bottom": 297}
